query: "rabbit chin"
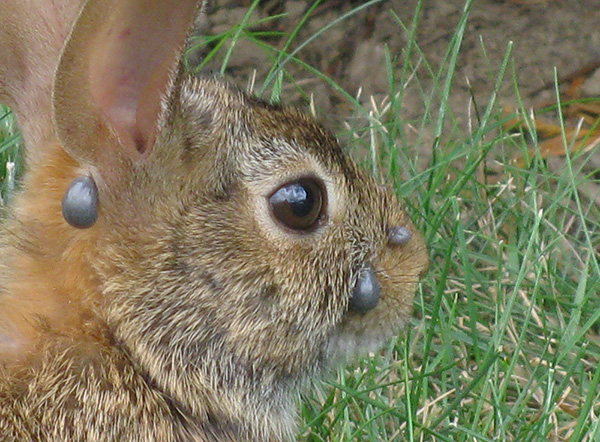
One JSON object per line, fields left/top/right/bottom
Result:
{"left": 323, "top": 317, "right": 409, "bottom": 365}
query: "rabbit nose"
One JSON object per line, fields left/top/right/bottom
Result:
{"left": 349, "top": 265, "right": 380, "bottom": 314}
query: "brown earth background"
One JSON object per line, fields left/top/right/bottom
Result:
{"left": 195, "top": 0, "right": 600, "bottom": 185}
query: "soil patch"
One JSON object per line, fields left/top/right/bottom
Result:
{"left": 198, "top": 1, "right": 600, "bottom": 170}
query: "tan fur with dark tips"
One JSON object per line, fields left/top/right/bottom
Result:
{"left": 0, "top": 1, "right": 427, "bottom": 441}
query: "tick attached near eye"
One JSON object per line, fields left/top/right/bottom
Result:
{"left": 268, "top": 178, "right": 325, "bottom": 232}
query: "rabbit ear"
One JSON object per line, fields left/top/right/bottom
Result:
{"left": 53, "top": 0, "right": 201, "bottom": 166}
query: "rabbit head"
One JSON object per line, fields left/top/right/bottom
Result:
{"left": 0, "top": 0, "right": 427, "bottom": 439}
{"left": 95, "top": 75, "right": 428, "bottom": 395}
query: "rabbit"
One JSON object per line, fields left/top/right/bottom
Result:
{"left": 0, "top": 0, "right": 428, "bottom": 440}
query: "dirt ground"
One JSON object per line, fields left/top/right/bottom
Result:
{"left": 198, "top": 0, "right": 600, "bottom": 164}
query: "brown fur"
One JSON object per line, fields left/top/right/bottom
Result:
{"left": 0, "top": 0, "right": 83, "bottom": 169}
{"left": 0, "top": 1, "right": 427, "bottom": 441}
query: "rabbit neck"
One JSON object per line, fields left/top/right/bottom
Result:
{"left": 0, "top": 144, "right": 103, "bottom": 367}
{"left": 101, "top": 263, "right": 302, "bottom": 441}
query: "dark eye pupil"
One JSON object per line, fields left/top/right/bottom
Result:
{"left": 269, "top": 178, "right": 324, "bottom": 231}
{"left": 283, "top": 185, "right": 313, "bottom": 217}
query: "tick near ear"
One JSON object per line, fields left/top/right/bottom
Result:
{"left": 61, "top": 176, "right": 99, "bottom": 229}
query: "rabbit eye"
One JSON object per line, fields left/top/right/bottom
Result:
{"left": 268, "top": 178, "right": 324, "bottom": 232}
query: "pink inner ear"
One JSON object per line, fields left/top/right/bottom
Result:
{"left": 87, "top": 1, "right": 198, "bottom": 160}
{"left": 98, "top": 93, "right": 143, "bottom": 154}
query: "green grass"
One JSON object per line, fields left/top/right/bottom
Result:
{"left": 2, "top": 0, "right": 600, "bottom": 441}
{"left": 0, "top": 104, "right": 20, "bottom": 207}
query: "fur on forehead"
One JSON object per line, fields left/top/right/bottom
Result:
{"left": 177, "top": 75, "right": 356, "bottom": 178}
{"left": 238, "top": 137, "right": 332, "bottom": 181}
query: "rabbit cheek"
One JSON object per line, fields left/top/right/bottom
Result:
{"left": 324, "top": 215, "right": 427, "bottom": 360}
